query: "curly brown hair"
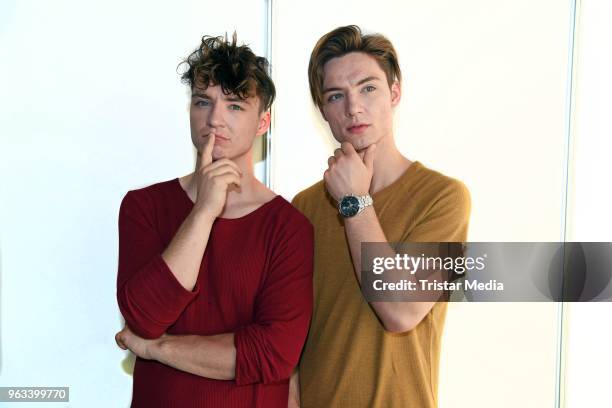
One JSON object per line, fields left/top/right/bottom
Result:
{"left": 179, "top": 33, "right": 275, "bottom": 113}
{"left": 308, "top": 25, "right": 401, "bottom": 110}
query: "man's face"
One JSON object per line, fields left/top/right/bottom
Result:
{"left": 320, "top": 52, "right": 400, "bottom": 151}
{"left": 189, "top": 82, "right": 269, "bottom": 161}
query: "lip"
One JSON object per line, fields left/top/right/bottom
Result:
{"left": 207, "top": 133, "right": 230, "bottom": 143}
{"left": 346, "top": 124, "right": 370, "bottom": 134}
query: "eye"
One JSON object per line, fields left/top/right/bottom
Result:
{"left": 363, "top": 85, "right": 376, "bottom": 93}
{"left": 327, "top": 93, "right": 343, "bottom": 103}
{"left": 229, "top": 104, "right": 243, "bottom": 111}
{"left": 194, "top": 99, "right": 210, "bottom": 107}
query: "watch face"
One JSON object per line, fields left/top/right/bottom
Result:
{"left": 340, "top": 195, "right": 360, "bottom": 217}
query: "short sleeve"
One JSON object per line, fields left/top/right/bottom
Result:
{"left": 406, "top": 180, "right": 471, "bottom": 242}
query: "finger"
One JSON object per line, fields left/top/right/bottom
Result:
{"left": 363, "top": 144, "right": 376, "bottom": 171}
{"left": 334, "top": 148, "right": 343, "bottom": 159}
{"left": 201, "top": 158, "right": 242, "bottom": 175}
{"left": 206, "top": 166, "right": 241, "bottom": 179}
{"left": 202, "top": 159, "right": 242, "bottom": 174}
{"left": 341, "top": 141, "right": 356, "bottom": 156}
{"left": 200, "top": 133, "right": 216, "bottom": 169}
{"left": 327, "top": 156, "right": 336, "bottom": 167}
{"left": 214, "top": 173, "right": 242, "bottom": 188}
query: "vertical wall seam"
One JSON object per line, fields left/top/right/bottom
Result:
{"left": 556, "top": 0, "right": 580, "bottom": 407}
{"left": 264, "top": 0, "right": 274, "bottom": 189}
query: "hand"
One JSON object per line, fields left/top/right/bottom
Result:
{"left": 324, "top": 142, "right": 376, "bottom": 202}
{"left": 115, "top": 325, "right": 162, "bottom": 360}
{"left": 193, "top": 134, "right": 242, "bottom": 217}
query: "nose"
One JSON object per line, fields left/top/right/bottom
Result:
{"left": 207, "top": 103, "right": 224, "bottom": 128}
{"left": 345, "top": 93, "right": 363, "bottom": 118}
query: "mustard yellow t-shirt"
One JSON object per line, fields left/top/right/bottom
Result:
{"left": 292, "top": 161, "right": 471, "bottom": 408}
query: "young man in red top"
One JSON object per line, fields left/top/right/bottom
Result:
{"left": 114, "top": 34, "right": 313, "bottom": 408}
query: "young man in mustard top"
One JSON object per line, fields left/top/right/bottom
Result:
{"left": 289, "top": 25, "right": 471, "bottom": 408}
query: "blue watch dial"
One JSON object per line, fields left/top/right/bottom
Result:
{"left": 340, "top": 195, "right": 360, "bottom": 217}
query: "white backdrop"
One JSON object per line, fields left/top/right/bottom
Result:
{"left": 564, "top": 1, "right": 612, "bottom": 406}
{"left": 1, "top": 0, "right": 610, "bottom": 407}
{"left": 0, "top": 1, "right": 267, "bottom": 407}
{"left": 271, "top": 1, "right": 570, "bottom": 407}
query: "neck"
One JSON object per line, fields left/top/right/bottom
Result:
{"left": 369, "top": 135, "right": 412, "bottom": 194}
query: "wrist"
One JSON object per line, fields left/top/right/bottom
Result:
{"left": 148, "top": 336, "right": 168, "bottom": 362}
{"left": 344, "top": 205, "right": 375, "bottom": 224}
{"left": 191, "top": 206, "right": 218, "bottom": 223}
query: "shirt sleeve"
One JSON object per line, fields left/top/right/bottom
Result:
{"left": 233, "top": 219, "right": 314, "bottom": 385}
{"left": 116, "top": 191, "right": 200, "bottom": 339}
{"left": 406, "top": 179, "right": 472, "bottom": 242}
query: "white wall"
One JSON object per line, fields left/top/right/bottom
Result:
{"left": 564, "top": 1, "right": 612, "bottom": 406}
{"left": 2, "top": 0, "right": 609, "bottom": 407}
{"left": 272, "top": 1, "right": 571, "bottom": 407}
{"left": 0, "top": 1, "right": 266, "bottom": 406}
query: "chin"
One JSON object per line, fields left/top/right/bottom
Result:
{"left": 347, "top": 137, "right": 373, "bottom": 152}
{"left": 211, "top": 153, "right": 226, "bottom": 161}
{"left": 336, "top": 131, "right": 368, "bottom": 147}
{"left": 211, "top": 145, "right": 226, "bottom": 158}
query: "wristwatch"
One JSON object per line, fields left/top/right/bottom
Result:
{"left": 338, "top": 194, "right": 373, "bottom": 218}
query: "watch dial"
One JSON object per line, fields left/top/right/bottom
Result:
{"left": 340, "top": 196, "right": 360, "bottom": 217}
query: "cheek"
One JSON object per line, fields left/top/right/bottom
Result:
{"left": 189, "top": 110, "right": 206, "bottom": 130}
{"left": 189, "top": 120, "right": 202, "bottom": 145}
{"left": 325, "top": 110, "right": 342, "bottom": 129}
{"left": 371, "top": 100, "right": 392, "bottom": 122}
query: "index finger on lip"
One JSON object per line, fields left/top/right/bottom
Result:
{"left": 200, "top": 133, "right": 215, "bottom": 168}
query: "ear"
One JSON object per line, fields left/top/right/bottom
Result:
{"left": 390, "top": 81, "right": 401, "bottom": 107}
{"left": 255, "top": 110, "right": 271, "bottom": 137}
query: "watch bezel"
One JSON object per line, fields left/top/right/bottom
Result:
{"left": 338, "top": 195, "right": 361, "bottom": 217}
{"left": 338, "top": 194, "right": 373, "bottom": 218}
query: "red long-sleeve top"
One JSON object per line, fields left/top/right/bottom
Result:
{"left": 116, "top": 178, "right": 314, "bottom": 408}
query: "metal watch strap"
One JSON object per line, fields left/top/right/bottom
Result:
{"left": 357, "top": 194, "right": 373, "bottom": 211}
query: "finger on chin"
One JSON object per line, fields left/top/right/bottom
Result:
{"left": 342, "top": 141, "right": 356, "bottom": 155}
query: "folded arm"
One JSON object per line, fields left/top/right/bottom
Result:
{"left": 344, "top": 181, "right": 471, "bottom": 333}
{"left": 116, "top": 220, "right": 314, "bottom": 384}
{"left": 116, "top": 191, "right": 215, "bottom": 339}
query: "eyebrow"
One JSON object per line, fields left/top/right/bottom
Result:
{"left": 225, "top": 96, "right": 250, "bottom": 104}
{"left": 191, "top": 92, "right": 209, "bottom": 99}
{"left": 322, "top": 75, "right": 382, "bottom": 94}
{"left": 191, "top": 92, "right": 250, "bottom": 105}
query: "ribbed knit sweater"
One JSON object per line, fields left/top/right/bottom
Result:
{"left": 116, "top": 178, "right": 314, "bottom": 407}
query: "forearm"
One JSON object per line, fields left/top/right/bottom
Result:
{"left": 344, "top": 207, "right": 437, "bottom": 332}
{"left": 288, "top": 370, "right": 301, "bottom": 407}
{"left": 162, "top": 208, "right": 215, "bottom": 291}
{"left": 152, "top": 333, "right": 236, "bottom": 380}
{"left": 117, "top": 205, "right": 213, "bottom": 338}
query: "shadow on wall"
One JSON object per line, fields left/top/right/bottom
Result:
{"left": 253, "top": 130, "right": 267, "bottom": 165}
{"left": 121, "top": 349, "right": 136, "bottom": 376}
{"left": 119, "top": 315, "right": 136, "bottom": 376}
